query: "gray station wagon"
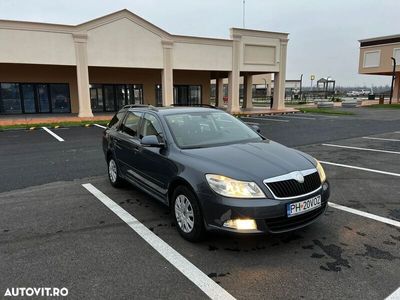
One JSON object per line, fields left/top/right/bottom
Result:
{"left": 102, "top": 105, "right": 330, "bottom": 241}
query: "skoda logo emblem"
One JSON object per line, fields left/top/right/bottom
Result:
{"left": 293, "top": 172, "right": 304, "bottom": 183}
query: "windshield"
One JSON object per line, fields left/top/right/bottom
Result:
{"left": 164, "top": 111, "right": 263, "bottom": 148}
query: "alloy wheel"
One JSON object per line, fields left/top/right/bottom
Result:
{"left": 108, "top": 159, "right": 117, "bottom": 183}
{"left": 174, "top": 195, "right": 194, "bottom": 233}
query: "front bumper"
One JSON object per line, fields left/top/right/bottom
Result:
{"left": 199, "top": 181, "right": 330, "bottom": 234}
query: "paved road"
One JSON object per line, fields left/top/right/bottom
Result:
{"left": 0, "top": 107, "right": 399, "bottom": 299}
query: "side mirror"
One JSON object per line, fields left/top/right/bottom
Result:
{"left": 141, "top": 135, "right": 165, "bottom": 147}
{"left": 250, "top": 125, "right": 261, "bottom": 133}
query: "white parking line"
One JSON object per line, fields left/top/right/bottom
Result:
{"left": 328, "top": 202, "right": 400, "bottom": 228}
{"left": 42, "top": 127, "right": 64, "bottom": 142}
{"left": 241, "top": 117, "right": 289, "bottom": 123}
{"left": 82, "top": 183, "right": 236, "bottom": 300}
{"left": 362, "top": 137, "right": 400, "bottom": 142}
{"left": 322, "top": 143, "right": 400, "bottom": 155}
{"left": 94, "top": 124, "right": 107, "bottom": 129}
{"left": 386, "top": 287, "right": 400, "bottom": 300}
{"left": 320, "top": 161, "right": 400, "bottom": 177}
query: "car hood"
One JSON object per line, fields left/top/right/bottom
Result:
{"left": 181, "top": 140, "right": 316, "bottom": 181}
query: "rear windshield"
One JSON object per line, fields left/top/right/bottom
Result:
{"left": 164, "top": 111, "right": 262, "bottom": 149}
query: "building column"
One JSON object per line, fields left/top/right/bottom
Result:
{"left": 272, "top": 38, "right": 288, "bottom": 110}
{"left": 162, "top": 40, "right": 174, "bottom": 107}
{"left": 393, "top": 73, "right": 400, "bottom": 103}
{"left": 267, "top": 83, "right": 272, "bottom": 97}
{"left": 242, "top": 74, "right": 253, "bottom": 109}
{"left": 227, "top": 34, "right": 241, "bottom": 113}
{"left": 73, "top": 32, "right": 93, "bottom": 117}
{"left": 216, "top": 78, "right": 224, "bottom": 108}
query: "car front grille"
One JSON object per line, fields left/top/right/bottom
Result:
{"left": 265, "top": 201, "right": 327, "bottom": 233}
{"left": 265, "top": 171, "right": 321, "bottom": 199}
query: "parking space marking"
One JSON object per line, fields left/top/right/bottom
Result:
{"left": 386, "top": 287, "right": 400, "bottom": 300}
{"left": 328, "top": 202, "right": 400, "bottom": 228}
{"left": 241, "top": 117, "right": 289, "bottom": 123}
{"left": 42, "top": 127, "right": 64, "bottom": 142}
{"left": 322, "top": 143, "right": 400, "bottom": 155}
{"left": 94, "top": 124, "right": 107, "bottom": 129}
{"left": 363, "top": 137, "right": 400, "bottom": 142}
{"left": 82, "top": 183, "right": 236, "bottom": 300}
{"left": 320, "top": 161, "right": 400, "bottom": 177}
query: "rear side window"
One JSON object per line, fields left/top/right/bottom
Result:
{"left": 121, "top": 111, "right": 142, "bottom": 137}
{"left": 108, "top": 110, "right": 126, "bottom": 129}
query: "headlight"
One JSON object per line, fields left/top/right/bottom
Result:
{"left": 205, "top": 174, "right": 265, "bottom": 198}
{"left": 316, "top": 160, "right": 326, "bottom": 183}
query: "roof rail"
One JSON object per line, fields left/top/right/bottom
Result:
{"left": 170, "top": 103, "right": 218, "bottom": 109}
{"left": 122, "top": 104, "right": 158, "bottom": 111}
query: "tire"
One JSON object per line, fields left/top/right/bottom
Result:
{"left": 107, "top": 156, "right": 124, "bottom": 188}
{"left": 172, "top": 185, "right": 206, "bottom": 242}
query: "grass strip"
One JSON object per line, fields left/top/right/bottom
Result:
{"left": 298, "top": 108, "right": 355, "bottom": 115}
{"left": 0, "top": 120, "right": 110, "bottom": 131}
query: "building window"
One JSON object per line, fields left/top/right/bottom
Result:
{"left": 90, "top": 84, "right": 144, "bottom": 112}
{"left": 90, "top": 84, "right": 104, "bottom": 112}
{"left": 21, "top": 84, "right": 36, "bottom": 113}
{"left": 155, "top": 84, "right": 162, "bottom": 106}
{"left": 37, "top": 84, "right": 50, "bottom": 113}
{"left": 363, "top": 50, "right": 381, "bottom": 68}
{"left": 104, "top": 85, "right": 115, "bottom": 112}
{"left": 50, "top": 84, "right": 70, "bottom": 113}
{"left": 188, "top": 86, "right": 201, "bottom": 105}
{"left": 133, "top": 84, "right": 144, "bottom": 105}
{"left": 173, "top": 85, "right": 201, "bottom": 105}
{"left": 0, "top": 83, "right": 22, "bottom": 114}
{"left": 0, "top": 82, "right": 71, "bottom": 114}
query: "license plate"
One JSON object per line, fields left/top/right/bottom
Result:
{"left": 287, "top": 195, "right": 321, "bottom": 217}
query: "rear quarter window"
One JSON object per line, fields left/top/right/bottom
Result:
{"left": 108, "top": 110, "right": 126, "bottom": 129}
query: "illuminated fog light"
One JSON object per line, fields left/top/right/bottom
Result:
{"left": 223, "top": 219, "right": 257, "bottom": 230}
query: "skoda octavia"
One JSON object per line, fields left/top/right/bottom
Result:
{"left": 102, "top": 105, "right": 330, "bottom": 241}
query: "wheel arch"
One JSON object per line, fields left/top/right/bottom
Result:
{"left": 167, "top": 177, "right": 198, "bottom": 208}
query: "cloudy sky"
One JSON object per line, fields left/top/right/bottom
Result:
{"left": 0, "top": 0, "right": 399, "bottom": 87}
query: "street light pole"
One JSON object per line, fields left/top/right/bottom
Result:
{"left": 390, "top": 57, "right": 396, "bottom": 105}
{"left": 325, "top": 76, "right": 330, "bottom": 99}
{"left": 300, "top": 74, "right": 303, "bottom": 101}
{"left": 242, "top": 0, "right": 246, "bottom": 28}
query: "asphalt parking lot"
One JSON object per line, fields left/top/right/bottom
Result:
{"left": 0, "top": 107, "right": 399, "bottom": 299}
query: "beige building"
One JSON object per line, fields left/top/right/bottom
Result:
{"left": 359, "top": 34, "right": 400, "bottom": 102}
{"left": 0, "top": 9, "right": 289, "bottom": 117}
